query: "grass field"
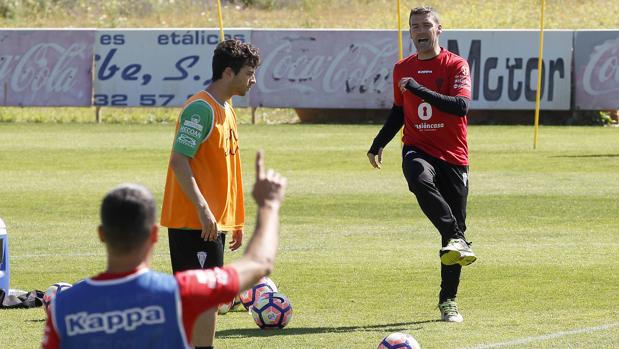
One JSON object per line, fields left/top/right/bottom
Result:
{"left": 2, "top": 0, "right": 618, "bottom": 29}
{"left": 0, "top": 123, "right": 618, "bottom": 348}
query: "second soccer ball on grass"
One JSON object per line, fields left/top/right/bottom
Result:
{"left": 239, "top": 276, "right": 277, "bottom": 310}
{"left": 251, "top": 291, "right": 292, "bottom": 329}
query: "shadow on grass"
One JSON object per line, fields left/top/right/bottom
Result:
{"left": 217, "top": 320, "right": 440, "bottom": 338}
{"left": 551, "top": 154, "right": 619, "bottom": 158}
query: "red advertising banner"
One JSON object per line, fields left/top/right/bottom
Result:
{"left": 0, "top": 30, "right": 94, "bottom": 106}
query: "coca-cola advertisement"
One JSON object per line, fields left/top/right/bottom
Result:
{"left": 249, "top": 30, "right": 399, "bottom": 109}
{"left": 574, "top": 31, "right": 619, "bottom": 110}
{"left": 0, "top": 30, "right": 94, "bottom": 106}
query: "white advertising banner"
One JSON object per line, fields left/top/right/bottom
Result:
{"left": 94, "top": 29, "right": 251, "bottom": 107}
{"left": 251, "top": 29, "right": 572, "bottom": 110}
{"left": 440, "top": 30, "right": 572, "bottom": 110}
{"left": 574, "top": 31, "right": 619, "bottom": 110}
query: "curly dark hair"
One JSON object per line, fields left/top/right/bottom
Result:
{"left": 212, "top": 39, "right": 260, "bottom": 81}
{"left": 409, "top": 6, "right": 440, "bottom": 26}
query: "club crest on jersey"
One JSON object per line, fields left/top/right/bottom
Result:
{"left": 197, "top": 251, "right": 207, "bottom": 268}
{"left": 436, "top": 78, "right": 444, "bottom": 90}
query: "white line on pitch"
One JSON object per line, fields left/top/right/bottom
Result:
{"left": 461, "top": 322, "right": 619, "bottom": 349}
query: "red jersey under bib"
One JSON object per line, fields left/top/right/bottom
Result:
{"left": 394, "top": 48, "right": 472, "bottom": 165}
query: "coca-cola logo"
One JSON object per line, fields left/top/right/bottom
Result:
{"left": 257, "top": 36, "right": 396, "bottom": 96}
{"left": 582, "top": 36, "right": 619, "bottom": 96}
{"left": 0, "top": 42, "right": 89, "bottom": 102}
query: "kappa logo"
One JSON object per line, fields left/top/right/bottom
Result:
{"left": 65, "top": 306, "right": 165, "bottom": 336}
{"left": 462, "top": 172, "right": 468, "bottom": 187}
{"left": 197, "top": 251, "right": 207, "bottom": 268}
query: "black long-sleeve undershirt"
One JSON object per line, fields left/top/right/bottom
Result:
{"left": 368, "top": 105, "right": 403, "bottom": 155}
{"left": 405, "top": 79, "right": 470, "bottom": 117}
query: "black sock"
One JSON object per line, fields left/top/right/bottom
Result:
{"left": 439, "top": 263, "right": 462, "bottom": 303}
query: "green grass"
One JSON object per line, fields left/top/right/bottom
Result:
{"left": 0, "top": 123, "right": 618, "bottom": 348}
{"left": 2, "top": 0, "right": 618, "bottom": 29}
{"left": 0, "top": 106, "right": 300, "bottom": 125}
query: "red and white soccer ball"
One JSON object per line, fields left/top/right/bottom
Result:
{"left": 218, "top": 299, "right": 234, "bottom": 315}
{"left": 219, "top": 295, "right": 243, "bottom": 314}
{"left": 43, "top": 282, "right": 72, "bottom": 313}
{"left": 377, "top": 332, "right": 421, "bottom": 349}
{"left": 232, "top": 295, "right": 242, "bottom": 309}
{"left": 251, "top": 291, "right": 292, "bottom": 329}
{"left": 240, "top": 276, "right": 277, "bottom": 310}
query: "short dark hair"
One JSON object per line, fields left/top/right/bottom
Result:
{"left": 409, "top": 6, "right": 440, "bottom": 26}
{"left": 212, "top": 39, "right": 260, "bottom": 81}
{"left": 100, "top": 184, "right": 156, "bottom": 253}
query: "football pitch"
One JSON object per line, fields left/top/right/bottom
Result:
{"left": 0, "top": 122, "right": 618, "bottom": 348}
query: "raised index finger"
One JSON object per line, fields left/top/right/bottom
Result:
{"left": 255, "top": 149, "right": 265, "bottom": 180}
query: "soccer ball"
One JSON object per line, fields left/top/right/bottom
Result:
{"left": 218, "top": 299, "right": 234, "bottom": 315}
{"left": 218, "top": 295, "right": 243, "bottom": 314}
{"left": 377, "top": 332, "right": 421, "bottom": 349}
{"left": 231, "top": 295, "right": 242, "bottom": 310}
{"left": 239, "top": 276, "right": 277, "bottom": 310}
{"left": 251, "top": 291, "right": 292, "bottom": 329}
{"left": 43, "top": 282, "right": 72, "bottom": 313}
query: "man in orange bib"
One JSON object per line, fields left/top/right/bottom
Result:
{"left": 161, "top": 39, "right": 260, "bottom": 349}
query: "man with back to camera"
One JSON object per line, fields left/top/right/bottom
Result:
{"left": 160, "top": 39, "right": 259, "bottom": 348}
{"left": 41, "top": 150, "right": 287, "bottom": 348}
{"left": 367, "top": 6, "right": 477, "bottom": 322}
